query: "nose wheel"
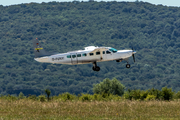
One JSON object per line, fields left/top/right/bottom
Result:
{"left": 126, "top": 64, "right": 130, "bottom": 68}
{"left": 124, "top": 59, "right": 131, "bottom": 68}
{"left": 92, "top": 62, "right": 100, "bottom": 71}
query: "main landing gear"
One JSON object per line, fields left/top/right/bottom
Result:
{"left": 92, "top": 62, "right": 100, "bottom": 71}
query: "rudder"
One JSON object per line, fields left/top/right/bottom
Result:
{"left": 33, "top": 38, "right": 49, "bottom": 58}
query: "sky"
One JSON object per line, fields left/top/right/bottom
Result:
{"left": 1, "top": 0, "right": 180, "bottom": 7}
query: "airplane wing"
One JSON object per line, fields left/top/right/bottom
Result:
{"left": 88, "top": 47, "right": 109, "bottom": 53}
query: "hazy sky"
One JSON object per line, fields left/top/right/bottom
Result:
{"left": 1, "top": 0, "right": 180, "bottom": 7}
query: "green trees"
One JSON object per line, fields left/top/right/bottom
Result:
{"left": 124, "top": 87, "right": 174, "bottom": 101}
{"left": 93, "top": 78, "right": 125, "bottom": 96}
{"left": 1, "top": 1, "right": 180, "bottom": 96}
{"left": 161, "top": 87, "right": 174, "bottom": 101}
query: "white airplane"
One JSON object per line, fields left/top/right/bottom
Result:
{"left": 33, "top": 38, "right": 136, "bottom": 71}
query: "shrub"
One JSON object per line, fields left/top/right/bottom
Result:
{"left": 58, "top": 92, "right": 76, "bottom": 101}
{"left": 124, "top": 89, "right": 145, "bottom": 100}
{"left": 39, "top": 95, "right": 46, "bottom": 102}
{"left": 28, "top": 95, "right": 37, "bottom": 100}
{"left": 4, "top": 94, "right": 17, "bottom": 101}
{"left": 161, "top": 87, "right": 174, "bottom": 101}
{"left": 18, "top": 92, "right": 25, "bottom": 99}
{"left": 174, "top": 91, "right": 180, "bottom": 99}
{"left": 140, "top": 91, "right": 148, "bottom": 100}
{"left": 124, "top": 89, "right": 133, "bottom": 100}
{"left": 92, "top": 94, "right": 106, "bottom": 101}
{"left": 145, "top": 94, "right": 156, "bottom": 101}
{"left": 79, "top": 94, "right": 93, "bottom": 101}
{"left": 93, "top": 78, "right": 125, "bottom": 96}
{"left": 79, "top": 93, "right": 122, "bottom": 101}
{"left": 110, "top": 94, "right": 122, "bottom": 101}
{"left": 147, "top": 88, "right": 162, "bottom": 100}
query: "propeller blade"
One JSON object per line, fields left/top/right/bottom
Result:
{"left": 130, "top": 43, "right": 136, "bottom": 62}
{"left": 132, "top": 54, "right": 135, "bottom": 62}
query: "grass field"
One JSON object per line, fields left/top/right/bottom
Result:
{"left": 0, "top": 99, "right": 180, "bottom": 120}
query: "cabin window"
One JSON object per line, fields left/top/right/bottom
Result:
{"left": 96, "top": 51, "right": 100, "bottom": 55}
{"left": 82, "top": 53, "right": 87, "bottom": 56}
{"left": 89, "top": 53, "right": 94, "bottom": 56}
{"left": 106, "top": 51, "right": 111, "bottom": 54}
{"left": 72, "top": 55, "right": 76, "bottom": 58}
{"left": 77, "top": 54, "right": 81, "bottom": 57}
{"left": 67, "top": 55, "right": 71, "bottom": 58}
{"left": 103, "top": 51, "right": 105, "bottom": 54}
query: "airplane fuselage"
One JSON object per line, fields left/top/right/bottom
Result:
{"left": 35, "top": 46, "right": 134, "bottom": 65}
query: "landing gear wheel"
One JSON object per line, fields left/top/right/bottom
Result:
{"left": 95, "top": 66, "right": 100, "bottom": 71}
{"left": 92, "top": 62, "right": 100, "bottom": 71}
{"left": 126, "top": 64, "right": 130, "bottom": 68}
{"left": 92, "top": 66, "right": 100, "bottom": 71}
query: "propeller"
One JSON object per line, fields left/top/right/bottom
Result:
{"left": 132, "top": 54, "right": 135, "bottom": 62}
{"left": 131, "top": 45, "right": 136, "bottom": 62}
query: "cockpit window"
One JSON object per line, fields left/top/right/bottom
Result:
{"left": 106, "top": 51, "right": 111, "bottom": 54}
{"left": 96, "top": 51, "right": 100, "bottom": 55}
{"left": 109, "top": 48, "right": 117, "bottom": 53}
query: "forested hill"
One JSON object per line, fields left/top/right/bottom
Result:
{"left": 0, "top": 1, "right": 180, "bottom": 96}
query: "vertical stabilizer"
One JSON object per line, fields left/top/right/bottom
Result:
{"left": 33, "top": 38, "right": 50, "bottom": 58}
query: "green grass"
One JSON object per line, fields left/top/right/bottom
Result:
{"left": 0, "top": 99, "right": 180, "bottom": 119}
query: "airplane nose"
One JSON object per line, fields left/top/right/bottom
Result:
{"left": 133, "top": 51, "right": 136, "bottom": 54}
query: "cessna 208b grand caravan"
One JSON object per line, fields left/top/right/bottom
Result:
{"left": 33, "top": 38, "right": 136, "bottom": 71}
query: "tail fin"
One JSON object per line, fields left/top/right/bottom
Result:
{"left": 33, "top": 38, "right": 51, "bottom": 58}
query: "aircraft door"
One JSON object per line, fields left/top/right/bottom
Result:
{"left": 102, "top": 50, "right": 113, "bottom": 61}
{"left": 71, "top": 53, "right": 78, "bottom": 64}
{"left": 102, "top": 51, "right": 106, "bottom": 61}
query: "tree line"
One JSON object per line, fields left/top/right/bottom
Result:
{"left": 1, "top": 78, "right": 179, "bottom": 101}
{"left": 0, "top": 1, "right": 180, "bottom": 95}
